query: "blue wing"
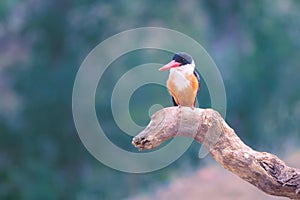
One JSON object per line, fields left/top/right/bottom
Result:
{"left": 193, "top": 68, "right": 200, "bottom": 106}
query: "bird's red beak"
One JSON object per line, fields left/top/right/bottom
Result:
{"left": 159, "top": 60, "right": 180, "bottom": 71}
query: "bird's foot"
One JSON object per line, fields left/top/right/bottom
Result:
{"left": 177, "top": 104, "right": 182, "bottom": 113}
{"left": 177, "top": 104, "right": 182, "bottom": 115}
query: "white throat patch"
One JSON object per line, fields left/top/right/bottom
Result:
{"left": 169, "top": 61, "right": 195, "bottom": 91}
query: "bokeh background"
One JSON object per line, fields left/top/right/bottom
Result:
{"left": 1, "top": 0, "right": 300, "bottom": 199}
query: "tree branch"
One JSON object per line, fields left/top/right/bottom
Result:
{"left": 131, "top": 107, "right": 300, "bottom": 199}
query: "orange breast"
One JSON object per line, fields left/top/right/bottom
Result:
{"left": 167, "top": 72, "right": 199, "bottom": 107}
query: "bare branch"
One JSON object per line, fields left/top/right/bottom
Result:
{"left": 132, "top": 107, "right": 300, "bottom": 199}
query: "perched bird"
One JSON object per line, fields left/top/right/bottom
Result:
{"left": 159, "top": 52, "right": 200, "bottom": 108}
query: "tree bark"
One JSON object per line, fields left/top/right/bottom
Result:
{"left": 131, "top": 107, "right": 300, "bottom": 199}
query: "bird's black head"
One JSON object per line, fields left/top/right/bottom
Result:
{"left": 159, "top": 52, "right": 194, "bottom": 71}
{"left": 172, "top": 52, "right": 193, "bottom": 66}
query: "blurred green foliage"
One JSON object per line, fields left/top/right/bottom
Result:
{"left": 1, "top": 0, "right": 300, "bottom": 199}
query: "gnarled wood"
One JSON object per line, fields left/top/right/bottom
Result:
{"left": 132, "top": 107, "right": 300, "bottom": 199}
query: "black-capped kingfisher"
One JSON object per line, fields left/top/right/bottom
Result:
{"left": 159, "top": 52, "right": 200, "bottom": 108}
